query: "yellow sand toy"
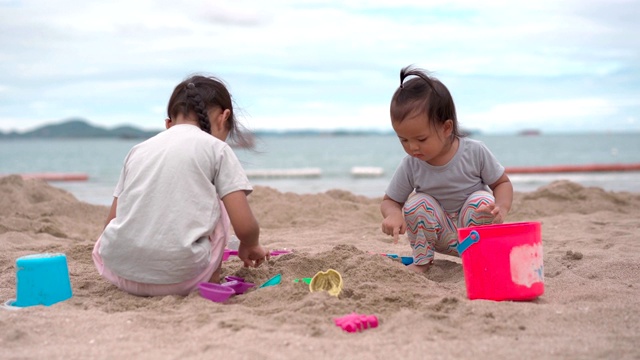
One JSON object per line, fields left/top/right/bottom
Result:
{"left": 309, "top": 269, "right": 343, "bottom": 297}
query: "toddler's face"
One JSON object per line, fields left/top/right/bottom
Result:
{"left": 392, "top": 114, "right": 454, "bottom": 166}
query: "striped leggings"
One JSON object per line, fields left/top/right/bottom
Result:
{"left": 404, "top": 191, "right": 495, "bottom": 265}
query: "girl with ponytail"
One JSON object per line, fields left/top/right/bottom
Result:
{"left": 380, "top": 66, "right": 513, "bottom": 274}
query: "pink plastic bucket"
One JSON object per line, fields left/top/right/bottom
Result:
{"left": 457, "top": 222, "right": 544, "bottom": 301}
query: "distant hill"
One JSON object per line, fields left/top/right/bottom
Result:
{"left": 0, "top": 118, "right": 481, "bottom": 139}
{"left": 0, "top": 119, "right": 161, "bottom": 139}
{"left": 0, "top": 119, "right": 395, "bottom": 139}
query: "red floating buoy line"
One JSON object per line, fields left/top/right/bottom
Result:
{"left": 505, "top": 163, "right": 640, "bottom": 174}
{"left": 4, "top": 163, "right": 640, "bottom": 183}
{"left": 16, "top": 173, "right": 89, "bottom": 182}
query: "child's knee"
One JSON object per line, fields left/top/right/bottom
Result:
{"left": 403, "top": 193, "right": 439, "bottom": 218}
{"left": 467, "top": 191, "right": 495, "bottom": 206}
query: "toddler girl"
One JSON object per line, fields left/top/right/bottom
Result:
{"left": 380, "top": 66, "right": 513, "bottom": 274}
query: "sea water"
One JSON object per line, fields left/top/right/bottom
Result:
{"left": 1, "top": 133, "right": 639, "bottom": 206}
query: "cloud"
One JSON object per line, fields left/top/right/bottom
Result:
{"left": 245, "top": 101, "right": 390, "bottom": 131}
{"left": 464, "top": 97, "right": 619, "bottom": 133}
{"left": 0, "top": 0, "right": 639, "bottom": 133}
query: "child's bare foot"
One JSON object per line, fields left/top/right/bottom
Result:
{"left": 407, "top": 262, "right": 431, "bottom": 274}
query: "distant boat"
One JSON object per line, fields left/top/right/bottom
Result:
{"left": 518, "top": 129, "right": 541, "bottom": 136}
{"left": 505, "top": 163, "right": 640, "bottom": 174}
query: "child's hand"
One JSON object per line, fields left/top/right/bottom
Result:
{"left": 381, "top": 213, "right": 406, "bottom": 244}
{"left": 238, "top": 243, "right": 269, "bottom": 268}
{"left": 478, "top": 203, "right": 506, "bottom": 224}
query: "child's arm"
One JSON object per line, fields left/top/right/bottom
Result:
{"left": 380, "top": 195, "right": 406, "bottom": 244}
{"left": 488, "top": 173, "right": 513, "bottom": 224}
{"left": 221, "top": 190, "right": 268, "bottom": 267}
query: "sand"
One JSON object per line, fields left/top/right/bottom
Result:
{"left": 1, "top": 174, "right": 639, "bottom": 359}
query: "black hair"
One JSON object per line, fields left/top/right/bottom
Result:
{"left": 390, "top": 65, "right": 463, "bottom": 138}
{"left": 167, "top": 74, "right": 251, "bottom": 146}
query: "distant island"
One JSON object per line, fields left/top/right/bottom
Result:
{"left": 0, "top": 118, "right": 394, "bottom": 140}
{"left": 0, "top": 118, "right": 481, "bottom": 140}
{"left": 0, "top": 119, "right": 161, "bottom": 139}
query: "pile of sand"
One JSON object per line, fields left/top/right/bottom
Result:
{"left": 1, "top": 175, "right": 639, "bottom": 359}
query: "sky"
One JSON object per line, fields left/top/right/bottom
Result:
{"left": 0, "top": 0, "right": 639, "bottom": 134}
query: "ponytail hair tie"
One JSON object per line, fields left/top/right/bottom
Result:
{"left": 187, "top": 83, "right": 195, "bottom": 89}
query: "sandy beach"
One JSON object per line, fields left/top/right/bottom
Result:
{"left": 1, "top": 174, "right": 639, "bottom": 359}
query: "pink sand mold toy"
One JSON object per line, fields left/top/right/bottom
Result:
{"left": 334, "top": 313, "right": 379, "bottom": 333}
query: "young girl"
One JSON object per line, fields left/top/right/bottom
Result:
{"left": 380, "top": 66, "right": 513, "bottom": 274}
{"left": 93, "top": 74, "right": 268, "bottom": 296}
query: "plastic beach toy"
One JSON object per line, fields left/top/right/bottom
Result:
{"left": 334, "top": 313, "right": 379, "bottom": 333}
{"left": 457, "top": 221, "right": 544, "bottom": 301}
{"left": 400, "top": 256, "right": 413, "bottom": 265}
{"left": 199, "top": 276, "right": 257, "bottom": 302}
{"left": 198, "top": 283, "right": 235, "bottom": 303}
{"left": 293, "top": 278, "right": 312, "bottom": 284}
{"left": 259, "top": 273, "right": 282, "bottom": 288}
{"left": 309, "top": 269, "right": 343, "bottom": 297}
{"left": 221, "top": 276, "right": 255, "bottom": 295}
{"left": 270, "top": 250, "right": 293, "bottom": 256}
{"left": 381, "top": 253, "right": 414, "bottom": 266}
{"left": 222, "top": 249, "right": 238, "bottom": 261}
{"left": 11, "top": 253, "right": 73, "bottom": 307}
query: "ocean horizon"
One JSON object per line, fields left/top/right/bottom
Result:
{"left": 2, "top": 132, "right": 639, "bottom": 206}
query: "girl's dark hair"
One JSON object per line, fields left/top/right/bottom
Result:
{"left": 167, "top": 74, "right": 251, "bottom": 146}
{"left": 390, "top": 65, "right": 463, "bottom": 138}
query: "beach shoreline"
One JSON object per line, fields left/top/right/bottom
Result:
{"left": 1, "top": 175, "right": 639, "bottom": 359}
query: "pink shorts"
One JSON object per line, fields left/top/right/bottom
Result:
{"left": 92, "top": 202, "right": 230, "bottom": 297}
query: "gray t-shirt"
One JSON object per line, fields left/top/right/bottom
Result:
{"left": 99, "top": 124, "right": 252, "bottom": 284}
{"left": 385, "top": 137, "right": 504, "bottom": 214}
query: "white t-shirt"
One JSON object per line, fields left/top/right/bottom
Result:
{"left": 385, "top": 137, "right": 504, "bottom": 214}
{"left": 99, "top": 124, "right": 252, "bottom": 284}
